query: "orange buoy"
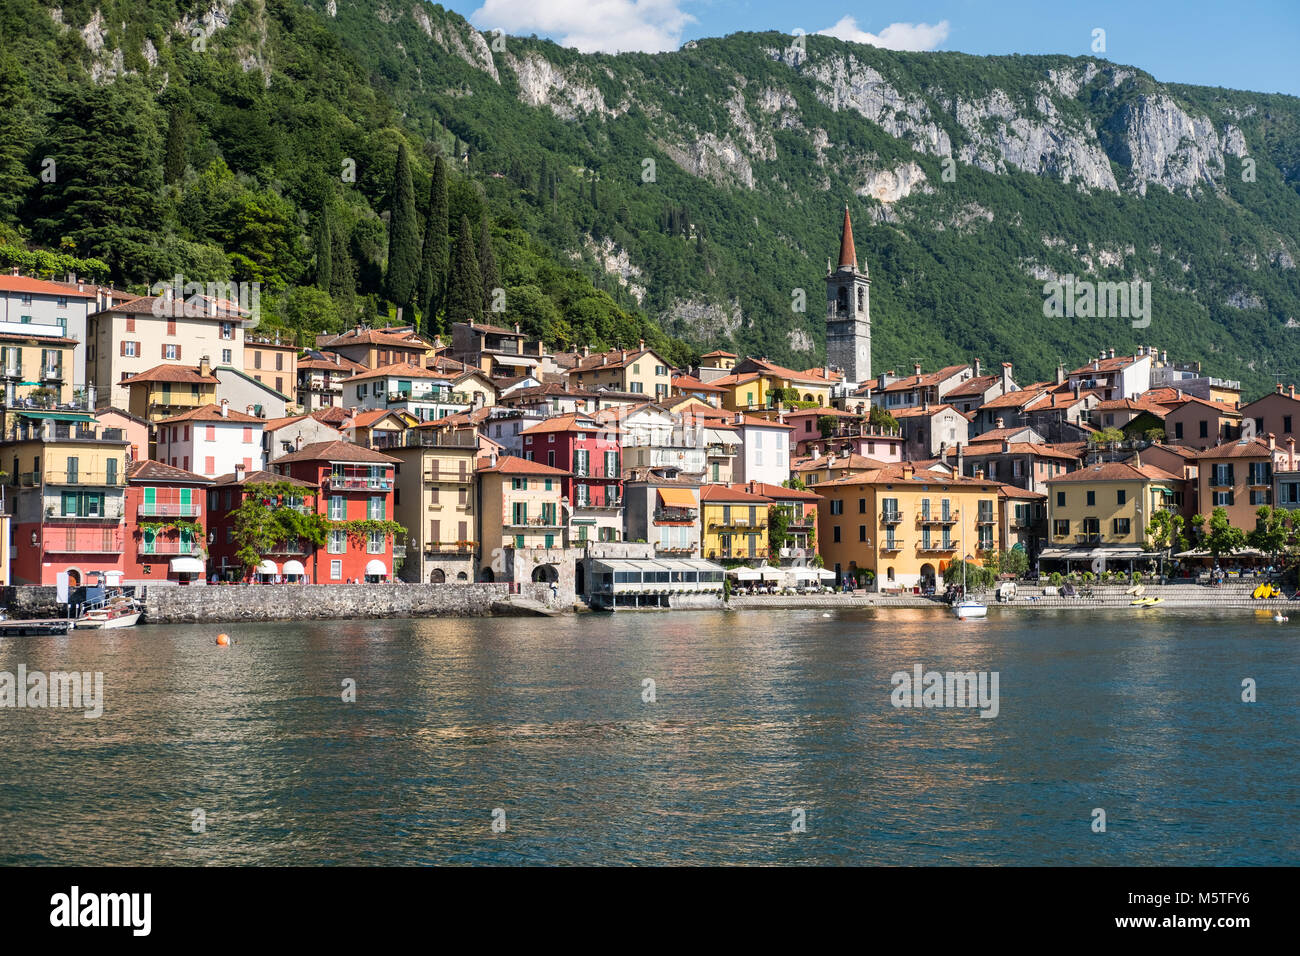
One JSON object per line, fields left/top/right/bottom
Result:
{"left": 216, "top": 633, "right": 230, "bottom": 646}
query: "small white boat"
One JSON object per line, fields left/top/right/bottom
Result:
{"left": 74, "top": 596, "right": 143, "bottom": 629}
{"left": 953, "top": 599, "right": 987, "bottom": 620}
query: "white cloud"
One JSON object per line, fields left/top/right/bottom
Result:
{"left": 817, "top": 16, "right": 950, "bottom": 51}
{"left": 471, "top": 0, "right": 695, "bottom": 54}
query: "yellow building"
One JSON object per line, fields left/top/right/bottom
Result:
{"left": 710, "top": 358, "right": 834, "bottom": 413}
{"left": 244, "top": 334, "right": 299, "bottom": 399}
{"left": 1045, "top": 459, "right": 1184, "bottom": 562}
{"left": 387, "top": 423, "right": 481, "bottom": 583}
{"left": 565, "top": 345, "right": 673, "bottom": 400}
{"left": 699, "top": 483, "right": 772, "bottom": 562}
{"left": 814, "top": 462, "right": 1001, "bottom": 591}
{"left": 0, "top": 329, "right": 78, "bottom": 406}
{"left": 120, "top": 360, "right": 219, "bottom": 422}
{"left": 475, "top": 454, "right": 567, "bottom": 572}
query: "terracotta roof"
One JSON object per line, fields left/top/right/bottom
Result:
{"left": 565, "top": 347, "right": 661, "bottom": 375}
{"left": 273, "top": 440, "right": 399, "bottom": 465}
{"left": 348, "top": 362, "right": 451, "bottom": 383}
{"left": 1140, "top": 387, "right": 1188, "bottom": 406}
{"left": 672, "top": 373, "right": 726, "bottom": 392}
{"left": 837, "top": 206, "right": 857, "bottom": 269}
{"left": 998, "top": 484, "right": 1046, "bottom": 500}
{"left": 741, "top": 481, "right": 823, "bottom": 501}
{"left": 475, "top": 454, "right": 569, "bottom": 476}
{"left": 299, "top": 352, "right": 366, "bottom": 373}
{"left": 875, "top": 364, "right": 970, "bottom": 393}
{"left": 735, "top": 357, "right": 836, "bottom": 386}
{"left": 801, "top": 367, "right": 844, "bottom": 383}
{"left": 972, "top": 426, "right": 1036, "bottom": 442}
{"left": 0, "top": 331, "right": 76, "bottom": 346}
{"left": 792, "top": 452, "right": 888, "bottom": 473}
{"left": 705, "top": 372, "right": 761, "bottom": 387}
{"left": 261, "top": 414, "right": 310, "bottom": 432}
{"left": 95, "top": 295, "right": 250, "bottom": 319}
{"left": 699, "top": 483, "right": 773, "bottom": 504}
{"left": 348, "top": 409, "right": 408, "bottom": 429}
{"left": 815, "top": 463, "right": 1000, "bottom": 488}
{"left": 457, "top": 319, "right": 521, "bottom": 336}
{"left": 1048, "top": 461, "right": 1179, "bottom": 483}
{"left": 212, "top": 468, "right": 316, "bottom": 489}
{"left": 1144, "top": 442, "right": 1198, "bottom": 460}
{"left": 700, "top": 350, "right": 737, "bottom": 359}
{"left": 959, "top": 441, "right": 1081, "bottom": 461}
{"left": 311, "top": 407, "right": 352, "bottom": 427}
{"left": 978, "top": 385, "right": 1052, "bottom": 410}
{"left": 0, "top": 275, "right": 99, "bottom": 298}
{"left": 318, "top": 327, "right": 429, "bottom": 349}
{"left": 121, "top": 363, "right": 219, "bottom": 386}
{"left": 155, "top": 403, "right": 263, "bottom": 425}
{"left": 1069, "top": 354, "right": 1144, "bottom": 375}
{"left": 735, "top": 414, "right": 795, "bottom": 430}
{"left": 1194, "top": 437, "right": 1277, "bottom": 460}
{"left": 891, "top": 403, "right": 962, "bottom": 419}
{"left": 944, "top": 374, "right": 1000, "bottom": 399}
{"left": 1168, "top": 395, "right": 1243, "bottom": 415}
{"left": 127, "top": 459, "right": 213, "bottom": 484}
{"left": 1094, "top": 398, "right": 1167, "bottom": 417}
{"left": 520, "top": 413, "right": 613, "bottom": 435}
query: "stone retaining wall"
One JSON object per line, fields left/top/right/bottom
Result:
{"left": 142, "top": 582, "right": 571, "bottom": 624}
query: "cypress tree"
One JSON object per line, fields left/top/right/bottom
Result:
{"left": 384, "top": 142, "right": 420, "bottom": 315}
{"left": 478, "top": 210, "right": 499, "bottom": 315}
{"left": 329, "top": 222, "right": 356, "bottom": 321}
{"left": 314, "top": 204, "right": 333, "bottom": 291}
{"left": 444, "top": 214, "right": 482, "bottom": 326}
{"left": 163, "top": 106, "right": 187, "bottom": 186}
{"left": 416, "top": 155, "right": 449, "bottom": 332}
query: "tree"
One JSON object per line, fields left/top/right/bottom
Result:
{"left": 329, "top": 219, "right": 357, "bottom": 321}
{"left": 1203, "top": 507, "right": 1246, "bottom": 563}
{"left": 163, "top": 105, "right": 188, "bottom": 186}
{"left": 868, "top": 404, "right": 898, "bottom": 430}
{"left": 1089, "top": 427, "right": 1125, "bottom": 444}
{"left": 1248, "top": 506, "right": 1292, "bottom": 564}
{"left": 0, "top": 54, "right": 37, "bottom": 225}
{"left": 817, "top": 415, "right": 837, "bottom": 439}
{"left": 383, "top": 142, "right": 420, "bottom": 315}
{"left": 416, "top": 155, "right": 449, "bottom": 333}
{"left": 998, "top": 547, "right": 1029, "bottom": 579}
{"left": 1145, "top": 509, "right": 1186, "bottom": 556}
{"left": 478, "top": 210, "right": 500, "bottom": 315}
{"left": 1187, "top": 513, "right": 1206, "bottom": 549}
{"left": 313, "top": 204, "right": 332, "bottom": 292}
{"left": 231, "top": 483, "right": 330, "bottom": 573}
{"left": 444, "top": 214, "right": 482, "bottom": 326}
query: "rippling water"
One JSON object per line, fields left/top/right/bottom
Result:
{"left": 0, "top": 608, "right": 1295, "bottom": 865}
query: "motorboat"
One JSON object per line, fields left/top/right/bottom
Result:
{"left": 74, "top": 594, "right": 143, "bottom": 629}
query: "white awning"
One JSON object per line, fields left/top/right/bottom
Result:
{"left": 365, "top": 559, "right": 388, "bottom": 576}
{"left": 758, "top": 566, "right": 784, "bottom": 581}
{"left": 789, "top": 566, "right": 822, "bottom": 581}
{"left": 815, "top": 568, "right": 837, "bottom": 580}
{"left": 730, "top": 567, "right": 761, "bottom": 580}
{"left": 282, "top": 560, "right": 306, "bottom": 576}
{"left": 104, "top": 570, "right": 125, "bottom": 583}
{"left": 256, "top": 560, "right": 278, "bottom": 576}
{"left": 169, "top": 557, "right": 204, "bottom": 574}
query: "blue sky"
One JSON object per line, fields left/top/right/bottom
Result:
{"left": 454, "top": 0, "right": 1300, "bottom": 95}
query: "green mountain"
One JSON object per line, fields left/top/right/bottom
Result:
{"left": 3, "top": 1, "right": 1299, "bottom": 392}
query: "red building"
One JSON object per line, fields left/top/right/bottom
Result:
{"left": 520, "top": 412, "right": 623, "bottom": 542}
{"left": 206, "top": 441, "right": 401, "bottom": 583}
{"left": 205, "top": 467, "right": 319, "bottom": 582}
{"left": 124, "top": 460, "right": 213, "bottom": 586}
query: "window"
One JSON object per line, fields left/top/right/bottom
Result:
{"left": 830, "top": 499, "right": 843, "bottom": 515}
{"left": 1053, "top": 519, "right": 1070, "bottom": 537}
{"left": 1199, "top": 420, "right": 1208, "bottom": 439}
{"left": 205, "top": 456, "right": 215, "bottom": 474}
{"left": 1214, "top": 490, "right": 1233, "bottom": 506}
{"left": 222, "top": 349, "right": 232, "bottom": 365}
{"left": 1117, "top": 489, "right": 1126, "bottom": 505}
{"left": 122, "top": 341, "right": 138, "bottom": 358}
{"left": 242, "top": 427, "right": 252, "bottom": 443}
{"left": 167, "top": 319, "right": 177, "bottom": 336}
{"left": 105, "top": 458, "right": 117, "bottom": 486}
{"left": 1086, "top": 491, "right": 1095, "bottom": 506}
{"left": 858, "top": 525, "right": 867, "bottom": 542}
{"left": 367, "top": 532, "right": 384, "bottom": 554}
{"left": 329, "top": 496, "right": 346, "bottom": 520}
{"left": 1113, "top": 517, "right": 1131, "bottom": 536}
{"left": 1249, "top": 490, "right": 1271, "bottom": 505}
{"left": 1212, "top": 463, "right": 1233, "bottom": 486}
{"left": 328, "top": 530, "right": 346, "bottom": 554}
{"left": 1056, "top": 491, "right": 1065, "bottom": 507}
{"left": 221, "top": 322, "right": 234, "bottom": 340}
{"left": 1285, "top": 416, "right": 1293, "bottom": 434}
{"left": 832, "top": 526, "right": 841, "bottom": 543}
{"left": 331, "top": 560, "right": 342, "bottom": 580}
{"left": 163, "top": 343, "right": 180, "bottom": 360}
{"left": 367, "top": 496, "right": 384, "bottom": 520}
{"left": 858, "top": 497, "right": 866, "bottom": 514}
{"left": 254, "top": 352, "right": 263, "bottom": 369}
{"left": 1174, "top": 421, "right": 1184, "bottom": 439}
{"left": 66, "top": 457, "right": 79, "bottom": 483}
{"left": 276, "top": 353, "right": 284, "bottom": 371}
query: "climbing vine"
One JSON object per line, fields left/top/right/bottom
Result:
{"left": 334, "top": 519, "right": 407, "bottom": 542}
{"left": 139, "top": 518, "right": 204, "bottom": 538}
{"left": 231, "top": 482, "right": 328, "bottom": 571}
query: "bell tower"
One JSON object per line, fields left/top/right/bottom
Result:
{"left": 825, "top": 205, "right": 871, "bottom": 387}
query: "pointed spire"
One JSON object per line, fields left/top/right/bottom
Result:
{"left": 837, "top": 204, "right": 856, "bottom": 270}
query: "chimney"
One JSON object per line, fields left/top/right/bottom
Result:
{"left": 246, "top": 405, "right": 254, "bottom": 416}
{"left": 913, "top": 362, "right": 922, "bottom": 378}
{"left": 1002, "top": 439, "right": 1010, "bottom": 454}
{"left": 1279, "top": 383, "right": 1285, "bottom": 394}
{"left": 514, "top": 323, "right": 521, "bottom": 335}
{"left": 1290, "top": 385, "right": 1296, "bottom": 399}
{"left": 975, "top": 466, "right": 985, "bottom": 480}
{"left": 220, "top": 399, "right": 229, "bottom": 418}
{"left": 638, "top": 338, "right": 645, "bottom": 351}
{"left": 234, "top": 462, "right": 246, "bottom": 482}
{"left": 1268, "top": 432, "right": 1276, "bottom": 450}
{"left": 1092, "top": 359, "right": 1100, "bottom": 371}
{"left": 734, "top": 412, "right": 743, "bottom": 425}
{"left": 1109, "top": 348, "right": 1115, "bottom": 359}
{"left": 811, "top": 447, "right": 821, "bottom": 460}
{"left": 973, "top": 358, "right": 981, "bottom": 377}
{"left": 1161, "top": 350, "right": 1167, "bottom": 363}
{"left": 199, "top": 355, "right": 211, "bottom": 377}
{"left": 1288, "top": 437, "right": 1296, "bottom": 470}
{"left": 1056, "top": 363, "right": 1065, "bottom": 386}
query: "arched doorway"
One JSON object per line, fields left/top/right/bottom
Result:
{"left": 66, "top": 568, "right": 81, "bottom": 587}
{"left": 478, "top": 568, "right": 494, "bottom": 583}
{"left": 919, "top": 563, "right": 936, "bottom": 592}
{"left": 531, "top": 564, "right": 558, "bottom": 583}
{"left": 428, "top": 568, "right": 446, "bottom": 583}
{"left": 574, "top": 561, "right": 586, "bottom": 595}
{"left": 456, "top": 571, "right": 468, "bottom": 581}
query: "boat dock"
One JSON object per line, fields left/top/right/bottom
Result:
{"left": 0, "top": 619, "right": 72, "bottom": 636}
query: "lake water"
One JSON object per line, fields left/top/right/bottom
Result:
{"left": 0, "top": 608, "right": 1295, "bottom": 865}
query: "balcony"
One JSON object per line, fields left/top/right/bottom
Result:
{"left": 387, "top": 390, "right": 471, "bottom": 406}
{"left": 1, "top": 364, "right": 20, "bottom": 378}
{"left": 880, "top": 539, "right": 903, "bottom": 552}
{"left": 1075, "top": 533, "right": 1102, "bottom": 545}
{"left": 325, "top": 475, "right": 393, "bottom": 491}
{"left": 41, "top": 366, "right": 63, "bottom": 382}
{"left": 976, "top": 513, "right": 996, "bottom": 525}
{"left": 266, "top": 541, "right": 309, "bottom": 555}
{"left": 505, "top": 516, "right": 563, "bottom": 528}
{"left": 21, "top": 470, "right": 127, "bottom": 487}
{"left": 426, "top": 541, "right": 476, "bottom": 554}
{"left": 138, "top": 501, "right": 202, "bottom": 518}
{"left": 139, "top": 540, "right": 204, "bottom": 556}
{"left": 392, "top": 544, "right": 407, "bottom": 559}
{"left": 654, "top": 507, "right": 698, "bottom": 522}
{"left": 706, "top": 443, "right": 739, "bottom": 457}
{"left": 917, "top": 540, "right": 958, "bottom": 552}
{"left": 881, "top": 510, "right": 902, "bottom": 524}
{"left": 574, "top": 497, "right": 622, "bottom": 510}
{"left": 43, "top": 530, "right": 124, "bottom": 554}
{"left": 377, "top": 429, "right": 478, "bottom": 449}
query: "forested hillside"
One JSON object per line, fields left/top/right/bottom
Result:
{"left": 2, "top": 0, "right": 1299, "bottom": 390}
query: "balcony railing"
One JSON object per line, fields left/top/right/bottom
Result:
{"left": 654, "top": 507, "right": 698, "bottom": 522}
{"left": 41, "top": 366, "right": 63, "bottom": 381}
{"left": 266, "top": 542, "right": 309, "bottom": 555}
{"left": 21, "top": 470, "right": 126, "bottom": 487}
{"left": 574, "top": 497, "right": 622, "bottom": 510}
{"left": 138, "top": 501, "right": 202, "bottom": 517}
{"left": 387, "top": 390, "right": 471, "bottom": 405}
{"left": 706, "top": 443, "right": 740, "bottom": 457}
{"left": 325, "top": 475, "right": 392, "bottom": 491}
{"left": 375, "top": 429, "right": 478, "bottom": 449}
{"left": 881, "top": 510, "right": 902, "bottom": 524}
{"left": 917, "top": 540, "right": 958, "bottom": 552}
{"left": 505, "top": 516, "right": 563, "bottom": 528}
{"left": 139, "top": 540, "right": 204, "bottom": 556}
{"left": 880, "top": 539, "right": 903, "bottom": 552}
{"left": 43, "top": 532, "right": 124, "bottom": 554}
{"left": 425, "top": 541, "right": 476, "bottom": 554}
{"left": 0, "top": 364, "right": 20, "bottom": 378}
{"left": 1075, "top": 533, "right": 1102, "bottom": 544}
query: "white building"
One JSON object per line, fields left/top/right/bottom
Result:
{"left": 732, "top": 413, "right": 793, "bottom": 486}
{"left": 0, "top": 274, "right": 104, "bottom": 394}
{"left": 346, "top": 363, "right": 480, "bottom": 422}
{"left": 154, "top": 401, "right": 266, "bottom": 478}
